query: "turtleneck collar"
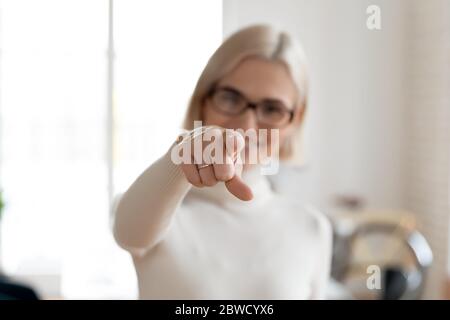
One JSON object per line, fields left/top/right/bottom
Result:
{"left": 185, "top": 166, "right": 274, "bottom": 209}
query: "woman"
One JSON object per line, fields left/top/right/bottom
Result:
{"left": 113, "top": 25, "right": 332, "bottom": 299}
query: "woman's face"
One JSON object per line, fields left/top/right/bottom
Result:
{"left": 202, "top": 57, "right": 303, "bottom": 167}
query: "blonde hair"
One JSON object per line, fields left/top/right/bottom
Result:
{"left": 182, "top": 24, "right": 309, "bottom": 165}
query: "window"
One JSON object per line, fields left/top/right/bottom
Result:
{"left": 0, "top": 0, "right": 222, "bottom": 299}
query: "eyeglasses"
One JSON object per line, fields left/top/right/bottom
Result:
{"left": 207, "top": 86, "right": 295, "bottom": 128}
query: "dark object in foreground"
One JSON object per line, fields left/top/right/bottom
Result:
{"left": 0, "top": 275, "right": 39, "bottom": 300}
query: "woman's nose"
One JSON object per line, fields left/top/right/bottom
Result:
{"left": 232, "top": 108, "right": 259, "bottom": 131}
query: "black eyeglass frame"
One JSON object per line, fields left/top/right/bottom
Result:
{"left": 206, "top": 86, "right": 296, "bottom": 128}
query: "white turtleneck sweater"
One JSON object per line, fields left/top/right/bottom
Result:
{"left": 113, "top": 144, "right": 332, "bottom": 300}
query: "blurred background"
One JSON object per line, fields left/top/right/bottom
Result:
{"left": 0, "top": 0, "right": 448, "bottom": 299}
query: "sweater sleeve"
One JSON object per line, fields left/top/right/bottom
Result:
{"left": 112, "top": 142, "right": 191, "bottom": 257}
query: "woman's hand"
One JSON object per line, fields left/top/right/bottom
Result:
{"left": 174, "top": 126, "right": 253, "bottom": 201}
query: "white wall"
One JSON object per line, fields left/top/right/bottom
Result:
{"left": 223, "top": 0, "right": 450, "bottom": 299}
{"left": 405, "top": 0, "right": 450, "bottom": 299}
{"left": 223, "top": 0, "right": 408, "bottom": 213}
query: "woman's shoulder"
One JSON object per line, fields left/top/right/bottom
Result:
{"left": 299, "top": 203, "right": 332, "bottom": 237}
{"left": 267, "top": 186, "right": 331, "bottom": 240}
{"left": 268, "top": 166, "right": 332, "bottom": 235}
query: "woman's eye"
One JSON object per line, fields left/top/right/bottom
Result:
{"left": 221, "top": 92, "right": 240, "bottom": 104}
{"left": 262, "top": 104, "right": 282, "bottom": 114}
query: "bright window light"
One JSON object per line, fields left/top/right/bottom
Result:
{"left": 0, "top": 0, "right": 222, "bottom": 299}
